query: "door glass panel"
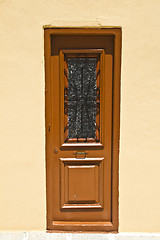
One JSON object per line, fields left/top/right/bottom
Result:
{"left": 64, "top": 54, "right": 100, "bottom": 143}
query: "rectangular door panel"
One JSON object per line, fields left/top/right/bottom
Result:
{"left": 60, "top": 49, "right": 104, "bottom": 147}
{"left": 60, "top": 158, "right": 104, "bottom": 209}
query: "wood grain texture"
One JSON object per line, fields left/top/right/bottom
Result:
{"left": 60, "top": 158, "right": 104, "bottom": 209}
{"left": 45, "top": 28, "right": 121, "bottom": 232}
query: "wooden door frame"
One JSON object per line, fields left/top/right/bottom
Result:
{"left": 44, "top": 28, "right": 122, "bottom": 232}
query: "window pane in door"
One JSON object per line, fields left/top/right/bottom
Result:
{"left": 64, "top": 54, "right": 100, "bottom": 143}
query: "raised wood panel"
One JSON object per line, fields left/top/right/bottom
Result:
{"left": 60, "top": 158, "right": 104, "bottom": 209}
{"left": 68, "top": 166, "right": 96, "bottom": 202}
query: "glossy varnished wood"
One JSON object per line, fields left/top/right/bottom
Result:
{"left": 60, "top": 158, "right": 104, "bottom": 210}
{"left": 60, "top": 49, "right": 104, "bottom": 145}
{"left": 45, "top": 28, "right": 121, "bottom": 232}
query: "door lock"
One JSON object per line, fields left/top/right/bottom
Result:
{"left": 54, "top": 147, "right": 58, "bottom": 154}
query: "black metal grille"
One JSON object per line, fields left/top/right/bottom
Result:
{"left": 64, "top": 57, "right": 100, "bottom": 142}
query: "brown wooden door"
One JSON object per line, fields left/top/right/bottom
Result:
{"left": 45, "top": 28, "right": 121, "bottom": 232}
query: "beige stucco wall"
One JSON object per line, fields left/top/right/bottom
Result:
{"left": 0, "top": 0, "right": 160, "bottom": 232}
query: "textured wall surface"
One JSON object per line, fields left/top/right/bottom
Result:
{"left": 0, "top": 0, "right": 160, "bottom": 232}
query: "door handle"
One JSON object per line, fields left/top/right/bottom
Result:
{"left": 73, "top": 152, "right": 87, "bottom": 159}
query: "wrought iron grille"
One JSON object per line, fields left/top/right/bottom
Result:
{"left": 64, "top": 55, "right": 100, "bottom": 143}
